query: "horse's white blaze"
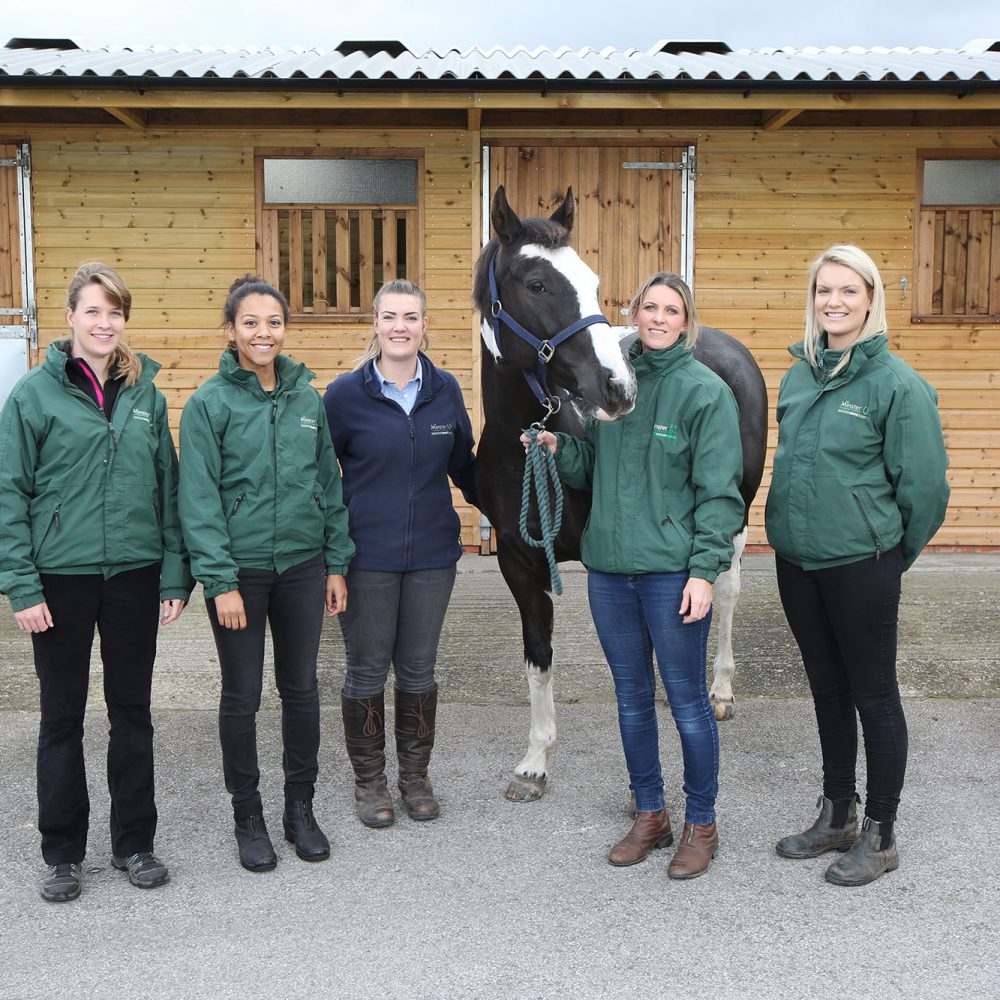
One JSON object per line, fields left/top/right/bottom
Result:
{"left": 480, "top": 317, "right": 502, "bottom": 361}
{"left": 709, "top": 525, "right": 747, "bottom": 707}
{"left": 520, "top": 245, "right": 636, "bottom": 394}
{"left": 514, "top": 661, "right": 556, "bottom": 778}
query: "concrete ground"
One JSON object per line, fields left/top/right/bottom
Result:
{"left": 0, "top": 553, "right": 997, "bottom": 1000}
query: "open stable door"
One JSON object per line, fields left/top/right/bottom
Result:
{"left": 487, "top": 143, "right": 695, "bottom": 326}
{"left": 0, "top": 141, "right": 36, "bottom": 408}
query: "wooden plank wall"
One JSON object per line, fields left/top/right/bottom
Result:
{"left": 18, "top": 122, "right": 1000, "bottom": 550}
{"left": 24, "top": 126, "right": 482, "bottom": 546}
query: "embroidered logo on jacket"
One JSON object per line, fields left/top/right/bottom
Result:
{"left": 653, "top": 423, "right": 679, "bottom": 440}
{"left": 837, "top": 399, "right": 870, "bottom": 420}
{"left": 430, "top": 423, "right": 454, "bottom": 436}
{"left": 131, "top": 408, "right": 152, "bottom": 424}
{"left": 300, "top": 416, "right": 318, "bottom": 432}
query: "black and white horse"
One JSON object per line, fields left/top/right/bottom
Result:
{"left": 473, "top": 186, "right": 767, "bottom": 802}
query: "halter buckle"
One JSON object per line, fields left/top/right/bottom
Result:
{"left": 491, "top": 299, "right": 502, "bottom": 318}
{"left": 538, "top": 341, "right": 555, "bottom": 363}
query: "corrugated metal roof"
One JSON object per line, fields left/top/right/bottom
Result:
{"left": 1, "top": 39, "right": 999, "bottom": 85}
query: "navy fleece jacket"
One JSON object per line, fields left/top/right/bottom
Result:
{"left": 323, "top": 353, "right": 478, "bottom": 572}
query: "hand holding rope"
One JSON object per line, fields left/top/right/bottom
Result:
{"left": 519, "top": 423, "right": 565, "bottom": 596}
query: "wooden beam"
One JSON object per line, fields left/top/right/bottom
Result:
{"left": 4, "top": 86, "right": 1000, "bottom": 113}
{"left": 104, "top": 106, "right": 147, "bottom": 129}
{"left": 467, "top": 107, "right": 482, "bottom": 132}
{"left": 761, "top": 108, "right": 804, "bottom": 131}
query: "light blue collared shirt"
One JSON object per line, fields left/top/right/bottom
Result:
{"left": 373, "top": 357, "right": 422, "bottom": 415}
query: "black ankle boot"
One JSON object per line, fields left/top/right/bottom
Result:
{"left": 775, "top": 793, "right": 859, "bottom": 859}
{"left": 283, "top": 799, "right": 331, "bottom": 862}
{"left": 395, "top": 687, "right": 440, "bottom": 821}
{"left": 234, "top": 813, "right": 277, "bottom": 872}
{"left": 342, "top": 692, "right": 395, "bottom": 829}
{"left": 825, "top": 816, "right": 899, "bottom": 886}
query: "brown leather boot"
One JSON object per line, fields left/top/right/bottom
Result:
{"left": 342, "top": 692, "right": 395, "bottom": 829}
{"left": 608, "top": 809, "right": 673, "bottom": 867}
{"left": 395, "top": 687, "right": 440, "bottom": 821}
{"left": 667, "top": 821, "right": 719, "bottom": 880}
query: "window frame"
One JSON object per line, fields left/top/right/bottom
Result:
{"left": 254, "top": 148, "right": 424, "bottom": 323}
{"left": 913, "top": 149, "right": 1000, "bottom": 324}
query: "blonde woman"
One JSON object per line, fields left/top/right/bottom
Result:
{"left": 323, "top": 279, "right": 477, "bottom": 828}
{"left": 0, "top": 262, "right": 191, "bottom": 901}
{"left": 766, "top": 245, "right": 950, "bottom": 886}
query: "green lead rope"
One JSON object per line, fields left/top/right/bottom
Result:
{"left": 519, "top": 424, "right": 565, "bottom": 596}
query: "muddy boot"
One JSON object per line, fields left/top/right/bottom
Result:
{"left": 395, "top": 687, "right": 440, "bottom": 821}
{"left": 342, "top": 692, "right": 395, "bottom": 829}
{"left": 825, "top": 816, "right": 899, "bottom": 886}
{"left": 776, "top": 793, "right": 860, "bottom": 859}
{"left": 608, "top": 809, "right": 673, "bottom": 867}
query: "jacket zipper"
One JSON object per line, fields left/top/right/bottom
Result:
{"left": 852, "top": 492, "right": 882, "bottom": 559}
{"left": 227, "top": 493, "right": 245, "bottom": 520}
{"left": 54, "top": 504, "right": 62, "bottom": 533}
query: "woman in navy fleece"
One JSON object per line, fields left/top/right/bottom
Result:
{"left": 323, "top": 279, "right": 477, "bottom": 828}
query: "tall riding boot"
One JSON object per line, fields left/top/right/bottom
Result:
{"left": 825, "top": 816, "right": 899, "bottom": 886}
{"left": 342, "top": 693, "right": 395, "bottom": 829}
{"left": 395, "top": 686, "right": 440, "bottom": 821}
{"left": 776, "top": 793, "right": 860, "bottom": 859}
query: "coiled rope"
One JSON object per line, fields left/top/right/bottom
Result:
{"left": 519, "top": 424, "right": 564, "bottom": 596}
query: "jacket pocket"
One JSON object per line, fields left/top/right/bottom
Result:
{"left": 31, "top": 500, "right": 62, "bottom": 560}
{"left": 851, "top": 489, "right": 883, "bottom": 556}
{"left": 225, "top": 490, "right": 246, "bottom": 522}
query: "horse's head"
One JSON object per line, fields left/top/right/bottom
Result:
{"left": 474, "top": 186, "right": 636, "bottom": 421}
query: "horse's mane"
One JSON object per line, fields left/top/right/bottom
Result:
{"left": 472, "top": 217, "right": 571, "bottom": 316}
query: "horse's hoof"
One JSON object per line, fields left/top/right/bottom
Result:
{"left": 712, "top": 698, "right": 735, "bottom": 722}
{"left": 505, "top": 774, "right": 546, "bottom": 802}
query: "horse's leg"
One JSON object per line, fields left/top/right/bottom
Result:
{"left": 497, "top": 544, "right": 556, "bottom": 802}
{"left": 709, "top": 525, "right": 747, "bottom": 721}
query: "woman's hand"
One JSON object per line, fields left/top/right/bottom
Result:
{"left": 214, "top": 590, "right": 247, "bottom": 630}
{"left": 160, "top": 599, "right": 186, "bottom": 625}
{"left": 326, "top": 574, "right": 347, "bottom": 617}
{"left": 14, "top": 601, "right": 54, "bottom": 633}
{"left": 519, "top": 429, "right": 558, "bottom": 455}
{"left": 679, "top": 577, "right": 713, "bottom": 623}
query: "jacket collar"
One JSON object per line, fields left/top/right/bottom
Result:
{"left": 629, "top": 335, "right": 693, "bottom": 376}
{"left": 361, "top": 351, "right": 444, "bottom": 404}
{"left": 217, "top": 348, "right": 312, "bottom": 396}
{"left": 44, "top": 338, "right": 159, "bottom": 387}
{"left": 789, "top": 333, "right": 887, "bottom": 383}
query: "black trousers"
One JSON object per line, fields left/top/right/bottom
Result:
{"left": 205, "top": 554, "right": 325, "bottom": 820}
{"left": 32, "top": 563, "right": 161, "bottom": 865}
{"left": 775, "top": 546, "right": 907, "bottom": 823}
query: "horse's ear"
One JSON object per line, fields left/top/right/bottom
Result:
{"left": 491, "top": 186, "right": 522, "bottom": 245}
{"left": 549, "top": 187, "right": 575, "bottom": 233}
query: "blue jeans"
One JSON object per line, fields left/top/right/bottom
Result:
{"left": 339, "top": 566, "right": 457, "bottom": 698}
{"left": 587, "top": 569, "right": 719, "bottom": 824}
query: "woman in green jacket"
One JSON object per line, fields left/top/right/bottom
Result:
{"left": 179, "top": 275, "right": 354, "bottom": 873}
{"left": 0, "top": 262, "right": 191, "bottom": 902}
{"left": 527, "top": 272, "right": 744, "bottom": 880}
{"left": 765, "top": 244, "right": 949, "bottom": 886}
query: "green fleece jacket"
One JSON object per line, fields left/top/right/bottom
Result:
{"left": 0, "top": 340, "right": 192, "bottom": 611}
{"left": 179, "top": 350, "right": 354, "bottom": 598}
{"left": 555, "top": 339, "right": 745, "bottom": 582}
{"left": 765, "top": 334, "right": 950, "bottom": 571}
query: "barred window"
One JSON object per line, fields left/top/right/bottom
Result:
{"left": 256, "top": 153, "right": 421, "bottom": 318}
{"left": 914, "top": 152, "right": 1000, "bottom": 321}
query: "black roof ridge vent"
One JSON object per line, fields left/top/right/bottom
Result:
{"left": 652, "top": 39, "right": 732, "bottom": 56}
{"left": 4, "top": 37, "right": 80, "bottom": 50}
{"left": 335, "top": 40, "right": 408, "bottom": 57}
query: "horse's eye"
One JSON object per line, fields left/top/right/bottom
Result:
{"left": 526, "top": 280, "right": 545, "bottom": 294}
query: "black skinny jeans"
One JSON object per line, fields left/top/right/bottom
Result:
{"left": 205, "top": 554, "right": 325, "bottom": 820}
{"left": 775, "top": 545, "right": 907, "bottom": 823}
{"left": 32, "top": 563, "right": 161, "bottom": 864}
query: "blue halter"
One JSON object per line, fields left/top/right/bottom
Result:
{"left": 488, "top": 249, "right": 608, "bottom": 421}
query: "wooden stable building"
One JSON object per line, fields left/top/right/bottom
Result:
{"left": 2, "top": 37, "right": 1000, "bottom": 550}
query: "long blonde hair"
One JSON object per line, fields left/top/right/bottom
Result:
{"left": 628, "top": 272, "right": 701, "bottom": 350}
{"left": 356, "top": 279, "right": 430, "bottom": 368}
{"left": 66, "top": 262, "right": 142, "bottom": 386}
{"left": 803, "top": 245, "right": 887, "bottom": 378}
